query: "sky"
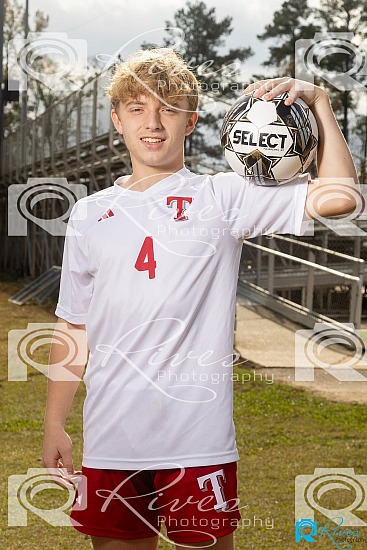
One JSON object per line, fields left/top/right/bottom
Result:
{"left": 28, "top": 0, "right": 321, "bottom": 77}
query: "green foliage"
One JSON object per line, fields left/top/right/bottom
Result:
{"left": 3, "top": 0, "right": 97, "bottom": 134}
{"left": 257, "top": 0, "right": 320, "bottom": 77}
{"left": 354, "top": 115, "right": 367, "bottom": 183}
{"left": 163, "top": 0, "right": 254, "bottom": 159}
{"left": 257, "top": 0, "right": 367, "bottom": 144}
{"left": 4, "top": 0, "right": 52, "bottom": 132}
{"left": 316, "top": 0, "right": 367, "bottom": 31}
{"left": 314, "top": 0, "right": 367, "bottom": 141}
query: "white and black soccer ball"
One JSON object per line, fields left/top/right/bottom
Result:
{"left": 220, "top": 92, "right": 318, "bottom": 186}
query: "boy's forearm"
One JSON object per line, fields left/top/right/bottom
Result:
{"left": 310, "top": 91, "right": 358, "bottom": 185}
{"left": 44, "top": 320, "right": 88, "bottom": 429}
{"left": 304, "top": 91, "right": 359, "bottom": 218}
{"left": 44, "top": 371, "right": 84, "bottom": 429}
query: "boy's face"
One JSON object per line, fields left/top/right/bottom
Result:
{"left": 111, "top": 94, "right": 198, "bottom": 174}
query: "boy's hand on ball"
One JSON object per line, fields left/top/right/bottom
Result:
{"left": 243, "top": 77, "right": 328, "bottom": 108}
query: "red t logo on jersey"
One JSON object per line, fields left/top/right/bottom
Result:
{"left": 166, "top": 196, "right": 193, "bottom": 221}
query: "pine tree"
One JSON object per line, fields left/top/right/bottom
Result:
{"left": 354, "top": 115, "right": 367, "bottom": 184}
{"left": 4, "top": 0, "right": 96, "bottom": 133}
{"left": 163, "top": 0, "right": 253, "bottom": 161}
{"left": 4, "top": 0, "right": 49, "bottom": 131}
{"left": 257, "top": 0, "right": 366, "bottom": 143}
{"left": 314, "top": 0, "right": 367, "bottom": 141}
{"left": 257, "top": 0, "right": 320, "bottom": 77}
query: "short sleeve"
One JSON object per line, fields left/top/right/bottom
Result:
{"left": 55, "top": 201, "right": 94, "bottom": 324}
{"left": 211, "top": 172, "right": 311, "bottom": 241}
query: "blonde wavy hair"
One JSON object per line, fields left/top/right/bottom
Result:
{"left": 106, "top": 48, "right": 200, "bottom": 113}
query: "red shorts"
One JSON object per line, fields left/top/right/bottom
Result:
{"left": 70, "top": 462, "right": 241, "bottom": 544}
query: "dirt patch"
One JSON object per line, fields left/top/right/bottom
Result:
{"left": 255, "top": 365, "right": 367, "bottom": 405}
{"left": 235, "top": 303, "right": 367, "bottom": 405}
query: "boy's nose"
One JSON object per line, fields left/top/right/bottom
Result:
{"left": 144, "top": 109, "right": 163, "bottom": 130}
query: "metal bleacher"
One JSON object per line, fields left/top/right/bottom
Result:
{"left": 2, "top": 71, "right": 366, "bottom": 330}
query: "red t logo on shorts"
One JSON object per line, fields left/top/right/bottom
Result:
{"left": 197, "top": 469, "right": 228, "bottom": 511}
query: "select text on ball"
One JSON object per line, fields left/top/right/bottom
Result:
{"left": 232, "top": 129, "right": 288, "bottom": 149}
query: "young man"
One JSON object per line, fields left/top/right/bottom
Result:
{"left": 42, "top": 48, "right": 358, "bottom": 550}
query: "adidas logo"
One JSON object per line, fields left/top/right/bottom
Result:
{"left": 98, "top": 208, "right": 115, "bottom": 222}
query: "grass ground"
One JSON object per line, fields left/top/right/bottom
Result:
{"left": 1, "top": 280, "right": 367, "bottom": 549}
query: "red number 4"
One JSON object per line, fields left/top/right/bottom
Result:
{"left": 135, "top": 236, "right": 157, "bottom": 279}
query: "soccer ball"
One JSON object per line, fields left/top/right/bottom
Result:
{"left": 220, "top": 91, "right": 318, "bottom": 186}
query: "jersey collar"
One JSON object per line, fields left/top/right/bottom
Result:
{"left": 113, "top": 167, "right": 191, "bottom": 197}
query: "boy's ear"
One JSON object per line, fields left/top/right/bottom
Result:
{"left": 111, "top": 109, "right": 123, "bottom": 135}
{"left": 185, "top": 112, "right": 198, "bottom": 136}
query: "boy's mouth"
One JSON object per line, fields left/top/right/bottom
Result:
{"left": 141, "top": 137, "right": 165, "bottom": 143}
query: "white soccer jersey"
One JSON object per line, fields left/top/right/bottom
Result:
{"left": 55, "top": 167, "right": 310, "bottom": 470}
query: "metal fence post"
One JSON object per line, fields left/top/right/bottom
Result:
{"left": 306, "top": 250, "right": 315, "bottom": 311}
{"left": 267, "top": 238, "right": 274, "bottom": 294}
{"left": 350, "top": 260, "right": 365, "bottom": 327}
{"left": 256, "top": 235, "right": 262, "bottom": 286}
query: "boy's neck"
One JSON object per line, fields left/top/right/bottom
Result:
{"left": 122, "top": 164, "right": 185, "bottom": 192}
